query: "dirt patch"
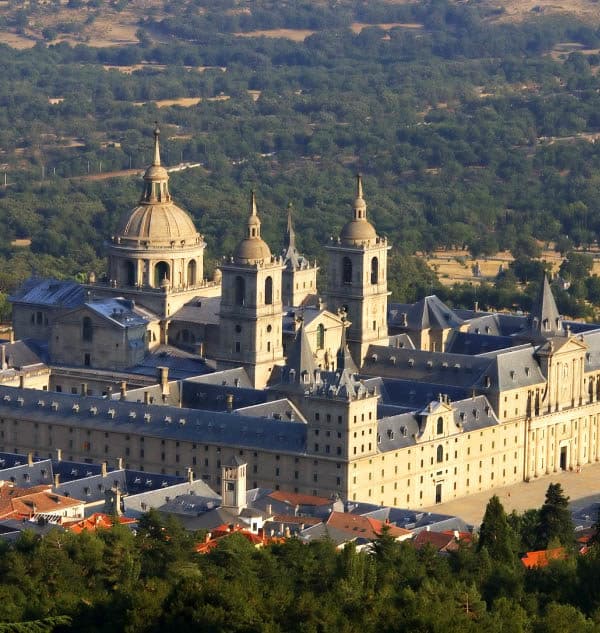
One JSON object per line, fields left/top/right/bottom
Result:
{"left": 0, "top": 31, "right": 37, "bottom": 49}
{"left": 10, "top": 239, "right": 31, "bottom": 248}
{"left": 350, "top": 21, "right": 423, "bottom": 32}
{"left": 133, "top": 95, "right": 230, "bottom": 108}
{"left": 235, "top": 28, "right": 315, "bottom": 41}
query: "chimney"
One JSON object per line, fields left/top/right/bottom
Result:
{"left": 0, "top": 345, "right": 6, "bottom": 370}
{"left": 27, "top": 452, "right": 33, "bottom": 467}
{"left": 226, "top": 393, "right": 234, "bottom": 412}
{"left": 158, "top": 367, "right": 169, "bottom": 397}
{"left": 120, "top": 381, "right": 127, "bottom": 401}
{"left": 143, "top": 391, "right": 149, "bottom": 405}
{"left": 116, "top": 457, "right": 123, "bottom": 470}
{"left": 101, "top": 461, "right": 107, "bottom": 477}
{"left": 474, "top": 300, "right": 479, "bottom": 312}
{"left": 55, "top": 448, "right": 62, "bottom": 462}
{"left": 53, "top": 473, "right": 60, "bottom": 487}
{"left": 19, "top": 375, "right": 25, "bottom": 389}
{"left": 8, "top": 329, "right": 14, "bottom": 343}
{"left": 81, "top": 383, "right": 87, "bottom": 396}
{"left": 197, "top": 342, "right": 204, "bottom": 357}
{"left": 266, "top": 503, "right": 272, "bottom": 516}
{"left": 187, "top": 467, "right": 194, "bottom": 483}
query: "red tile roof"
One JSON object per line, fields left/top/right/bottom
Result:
{"left": 0, "top": 488, "right": 83, "bottom": 520}
{"left": 521, "top": 547, "right": 566, "bottom": 569}
{"left": 326, "top": 512, "right": 411, "bottom": 540}
{"left": 66, "top": 513, "right": 136, "bottom": 533}
{"left": 413, "top": 531, "right": 460, "bottom": 552}
{"left": 195, "top": 525, "right": 283, "bottom": 553}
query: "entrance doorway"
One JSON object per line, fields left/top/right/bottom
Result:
{"left": 435, "top": 483, "right": 442, "bottom": 504}
{"left": 560, "top": 446, "right": 568, "bottom": 470}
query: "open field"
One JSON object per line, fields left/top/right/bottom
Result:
{"left": 234, "top": 28, "right": 316, "bottom": 41}
{"left": 479, "top": 0, "right": 600, "bottom": 23}
{"left": 133, "top": 95, "right": 230, "bottom": 108}
{"left": 425, "top": 247, "right": 600, "bottom": 287}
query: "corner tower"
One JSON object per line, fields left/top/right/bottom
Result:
{"left": 217, "top": 192, "right": 285, "bottom": 389}
{"left": 325, "top": 175, "right": 390, "bottom": 366}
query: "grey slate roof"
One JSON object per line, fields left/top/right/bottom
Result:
{"left": 9, "top": 278, "right": 85, "bottom": 308}
{"left": 129, "top": 345, "right": 213, "bottom": 380}
{"left": 0, "top": 458, "right": 53, "bottom": 487}
{"left": 233, "top": 398, "right": 306, "bottom": 422}
{"left": 0, "top": 385, "right": 308, "bottom": 454}
{"left": 389, "top": 296, "right": 464, "bottom": 331}
{"left": 376, "top": 395, "right": 499, "bottom": 451}
{"left": 445, "top": 331, "right": 517, "bottom": 355}
{"left": 184, "top": 368, "right": 252, "bottom": 388}
{"left": 171, "top": 296, "right": 220, "bottom": 326}
{"left": 85, "top": 298, "right": 152, "bottom": 328}
{"left": 528, "top": 275, "right": 563, "bottom": 337}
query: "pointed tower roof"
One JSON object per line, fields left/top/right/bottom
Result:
{"left": 114, "top": 124, "right": 201, "bottom": 248}
{"left": 233, "top": 191, "right": 272, "bottom": 264}
{"left": 284, "top": 318, "right": 318, "bottom": 384}
{"left": 529, "top": 274, "right": 562, "bottom": 337}
{"left": 282, "top": 203, "right": 308, "bottom": 270}
{"left": 336, "top": 318, "right": 358, "bottom": 374}
{"left": 340, "top": 174, "right": 377, "bottom": 246}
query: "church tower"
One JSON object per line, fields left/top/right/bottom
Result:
{"left": 217, "top": 192, "right": 285, "bottom": 389}
{"left": 325, "top": 175, "right": 390, "bottom": 366}
{"left": 104, "top": 124, "right": 210, "bottom": 324}
{"left": 281, "top": 204, "right": 318, "bottom": 307}
{"left": 221, "top": 456, "right": 247, "bottom": 513}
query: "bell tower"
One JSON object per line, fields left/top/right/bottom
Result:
{"left": 325, "top": 175, "right": 390, "bottom": 366}
{"left": 217, "top": 191, "right": 285, "bottom": 388}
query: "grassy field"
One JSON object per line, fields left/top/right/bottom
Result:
{"left": 425, "top": 248, "right": 600, "bottom": 287}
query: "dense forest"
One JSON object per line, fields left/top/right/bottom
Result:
{"left": 2, "top": 0, "right": 600, "bottom": 316}
{"left": 0, "top": 486, "right": 599, "bottom": 632}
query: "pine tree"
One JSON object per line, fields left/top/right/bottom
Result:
{"left": 477, "top": 495, "right": 516, "bottom": 564}
{"left": 536, "top": 483, "right": 574, "bottom": 549}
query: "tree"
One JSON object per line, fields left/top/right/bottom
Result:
{"left": 536, "top": 483, "right": 574, "bottom": 549}
{"left": 478, "top": 496, "right": 517, "bottom": 564}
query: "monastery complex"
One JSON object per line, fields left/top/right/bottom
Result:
{"left": 1, "top": 126, "right": 600, "bottom": 509}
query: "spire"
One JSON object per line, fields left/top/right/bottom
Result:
{"left": 153, "top": 121, "right": 161, "bottom": 166}
{"left": 245, "top": 190, "right": 262, "bottom": 239}
{"left": 285, "top": 203, "right": 296, "bottom": 251}
{"left": 530, "top": 274, "right": 562, "bottom": 337}
{"left": 353, "top": 173, "right": 367, "bottom": 221}
{"left": 336, "top": 316, "right": 358, "bottom": 373}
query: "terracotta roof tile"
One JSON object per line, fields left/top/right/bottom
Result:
{"left": 521, "top": 547, "right": 566, "bottom": 569}
{"left": 326, "top": 512, "right": 411, "bottom": 540}
{"left": 267, "top": 490, "right": 332, "bottom": 507}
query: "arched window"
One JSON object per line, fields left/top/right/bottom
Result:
{"left": 82, "top": 317, "right": 93, "bottom": 343}
{"left": 234, "top": 276, "right": 246, "bottom": 306}
{"left": 370, "top": 257, "right": 378, "bottom": 285}
{"left": 436, "top": 417, "right": 443, "bottom": 434}
{"left": 436, "top": 445, "right": 443, "bottom": 463}
{"left": 154, "top": 261, "right": 170, "bottom": 287}
{"left": 265, "top": 276, "right": 273, "bottom": 305}
{"left": 187, "top": 260, "right": 197, "bottom": 286}
{"left": 125, "top": 261, "right": 135, "bottom": 286}
{"left": 317, "top": 324, "right": 325, "bottom": 350}
{"left": 342, "top": 257, "right": 352, "bottom": 284}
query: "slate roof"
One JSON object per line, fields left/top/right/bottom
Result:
{"left": 0, "top": 385, "right": 308, "bottom": 454}
{"left": 9, "top": 278, "right": 85, "bottom": 308}
{"left": 364, "top": 376, "right": 469, "bottom": 409}
{"left": 389, "top": 296, "right": 463, "bottom": 330}
{"left": 0, "top": 340, "right": 47, "bottom": 370}
{"left": 185, "top": 368, "right": 252, "bottom": 388}
{"left": 170, "top": 296, "right": 220, "bottom": 326}
{"left": 128, "top": 345, "right": 213, "bottom": 380}
{"left": 528, "top": 275, "right": 563, "bottom": 337}
{"left": 233, "top": 398, "right": 306, "bottom": 422}
{"left": 85, "top": 298, "right": 152, "bottom": 328}
{"left": 445, "top": 331, "right": 517, "bottom": 355}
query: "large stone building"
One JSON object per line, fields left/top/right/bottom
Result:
{"left": 5, "top": 125, "right": 600, "bottom": 509}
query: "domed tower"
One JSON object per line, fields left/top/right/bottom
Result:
{"left": 217, "top": 191, "right": 285, "bottom": 389}
{"left": 325, "top": 175, "right": 390, "bottom": 366}
{"left": 106, "top": 124, "right": 206, "bottom": 318}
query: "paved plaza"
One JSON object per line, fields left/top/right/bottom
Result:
{"left": 423, "top": 461, "right": 600, "bottom": 526}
